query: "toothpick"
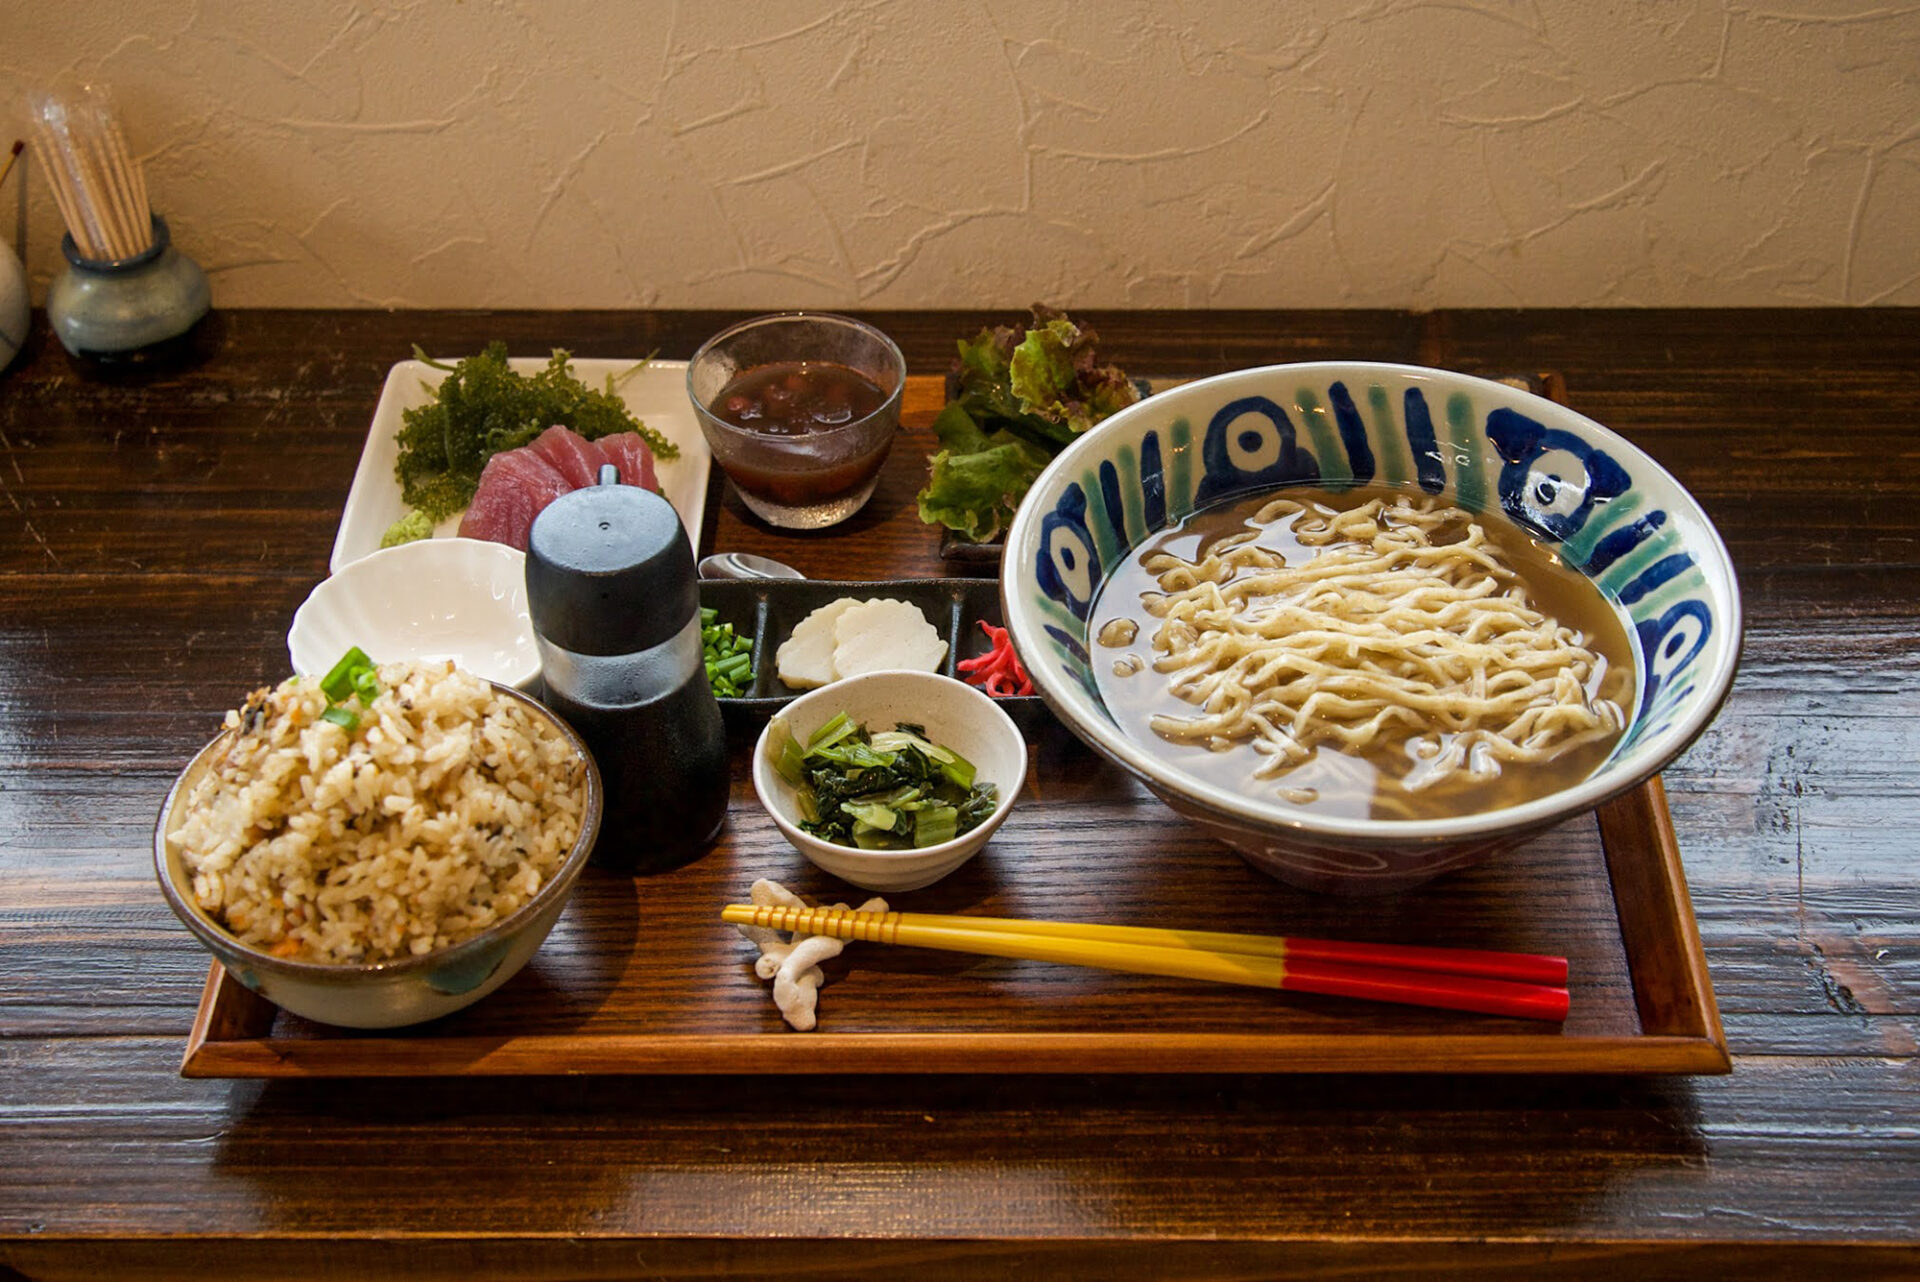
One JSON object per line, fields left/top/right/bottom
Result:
{"left": 32, "top": 120, "right": 101, "bottom": 259}
{"left": 103, "top": 117, "right": 151, "bottom": 248}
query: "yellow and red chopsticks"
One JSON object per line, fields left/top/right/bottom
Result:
{"left": 720, "top": 904, "right": 1571, "bottom": 1023}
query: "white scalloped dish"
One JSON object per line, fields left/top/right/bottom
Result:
{"left": 288, "top": 538, "right": 539, "bottom": 690}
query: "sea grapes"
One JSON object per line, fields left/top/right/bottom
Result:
{"left": 393, "top": 342, "right": 678, "bottom": 522}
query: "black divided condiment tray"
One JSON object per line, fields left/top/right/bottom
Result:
{"left": 699, "top": 577, "right": 1045, "bottom": 728}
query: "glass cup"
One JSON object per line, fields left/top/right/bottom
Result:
{"left": 687, "top": 312, "right": 905, "bottom": 529}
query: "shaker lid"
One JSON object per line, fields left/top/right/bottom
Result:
{"left": 525, "top": 470, "right": 697, "bottom": 655}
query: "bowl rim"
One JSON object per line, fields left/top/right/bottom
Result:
{"left": 749, "top": 668, "right": 1027, "bottom": 863}
{"left": 1001, "top": 359, "right": 1744, "bottom": 845}
{"left": 287, "top": 536, "right": 538, "bottom": 686}
{"left": 153, "top": 676, "right": 603, "bottom": 983}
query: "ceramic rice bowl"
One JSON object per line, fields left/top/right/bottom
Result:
{"left": 154, "top": 681, "right": 602, "bottom": 1028}
{"left": 1000, "top": 362, "right": 1741, "bottom": 894}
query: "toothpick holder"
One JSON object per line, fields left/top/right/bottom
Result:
{"left": 47, "top": 214, "right": 209, "bottom": 359}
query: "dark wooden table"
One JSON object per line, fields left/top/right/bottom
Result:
{"left": 2, "top": 309, "right": 1916, "bottom": 1279}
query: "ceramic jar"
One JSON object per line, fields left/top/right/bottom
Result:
{"left": 0, "top": 238, "right": 27, "bottom": 371}
{"left": 46, "top": 214, "right": 209, "bottom": 358}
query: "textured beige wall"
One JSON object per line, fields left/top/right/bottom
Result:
{"left": 5, "top": 1, "right": 1917, "bottom": 309}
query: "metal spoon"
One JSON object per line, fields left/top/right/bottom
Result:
{"left": 698, "top": 551, "right": 806, "bottom": 581}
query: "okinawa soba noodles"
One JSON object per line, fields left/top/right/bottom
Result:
{"left": 1090, "top": 487, "right": 1634, "bottom": 821}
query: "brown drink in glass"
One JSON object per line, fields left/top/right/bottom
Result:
{"left": 688, "top": 314, "right": 905, "bottom": 529}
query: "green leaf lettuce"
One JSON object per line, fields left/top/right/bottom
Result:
{"left": 915, "top": 403, "right": 1052, "bottom": 543}
{"left": 917, "top": 306, "right": 1139, "bottom": 541}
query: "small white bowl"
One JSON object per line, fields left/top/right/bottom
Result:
{"left": 751, "top": 670, "right": 1027, "bottom": 892}
{"left": 288, "top": 538, "right": 539, "bottom": 690}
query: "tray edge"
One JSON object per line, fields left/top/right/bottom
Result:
{"left": 1597, "top": 774, "right": 1730, "bottom": 1070}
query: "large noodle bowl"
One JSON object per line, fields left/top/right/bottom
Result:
{"left": 1091, "top": 487, "right": 1634, "bottom": 822}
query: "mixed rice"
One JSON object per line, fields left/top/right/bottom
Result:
{"left": 167, "top": 660, "right": 586, "bottom": 965}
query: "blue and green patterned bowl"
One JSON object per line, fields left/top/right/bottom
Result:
{"left": 1001, "top": 362, "right": 1741, "bottom": 894}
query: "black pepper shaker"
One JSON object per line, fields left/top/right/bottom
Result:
{"left": 526, "top": 466, "right": 728, "bottom": 872}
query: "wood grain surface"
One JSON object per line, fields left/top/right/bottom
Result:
{"left": 2, "top": 308, "right": 1916, "bottom": 1279}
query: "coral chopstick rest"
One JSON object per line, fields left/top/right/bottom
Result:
{"left": 719, "top": 905, "right": 1571, "bottom": 1023}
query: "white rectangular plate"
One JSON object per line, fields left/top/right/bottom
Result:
{"left": 331, "top": 356, "right": 711, "bottom": 573}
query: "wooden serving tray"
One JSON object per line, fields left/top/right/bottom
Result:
{"left": 181, "top": 767, "right": 1726, "bottom": 1077}
{"left": 182, "top": 364, "right": 1723, "bottom": 1078}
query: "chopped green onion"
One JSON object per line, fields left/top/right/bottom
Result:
{"left": 315, "top": 646, "right": 379, "bottom": 734}
{"left": 320, "top": 646, "right": 376, "bottom": 702}
{"left": 701, "top": 608, "right": 754, "bottom": 698}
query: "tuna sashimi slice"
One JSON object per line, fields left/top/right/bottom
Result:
{"left": 457, "top": 448, "right": 572, "bottom": 550}
{"left": 527, "top": 425, "right": 613, "bottom": 489}
{"left": 455, "top": 427, "right": 664, "bottom": 551}
{"left": 598, "top": 432, "right": 659, "bottom": 492}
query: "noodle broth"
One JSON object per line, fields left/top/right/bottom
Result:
{"left": 1091, "top": 486, "right": 1636, "bottom": 822}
